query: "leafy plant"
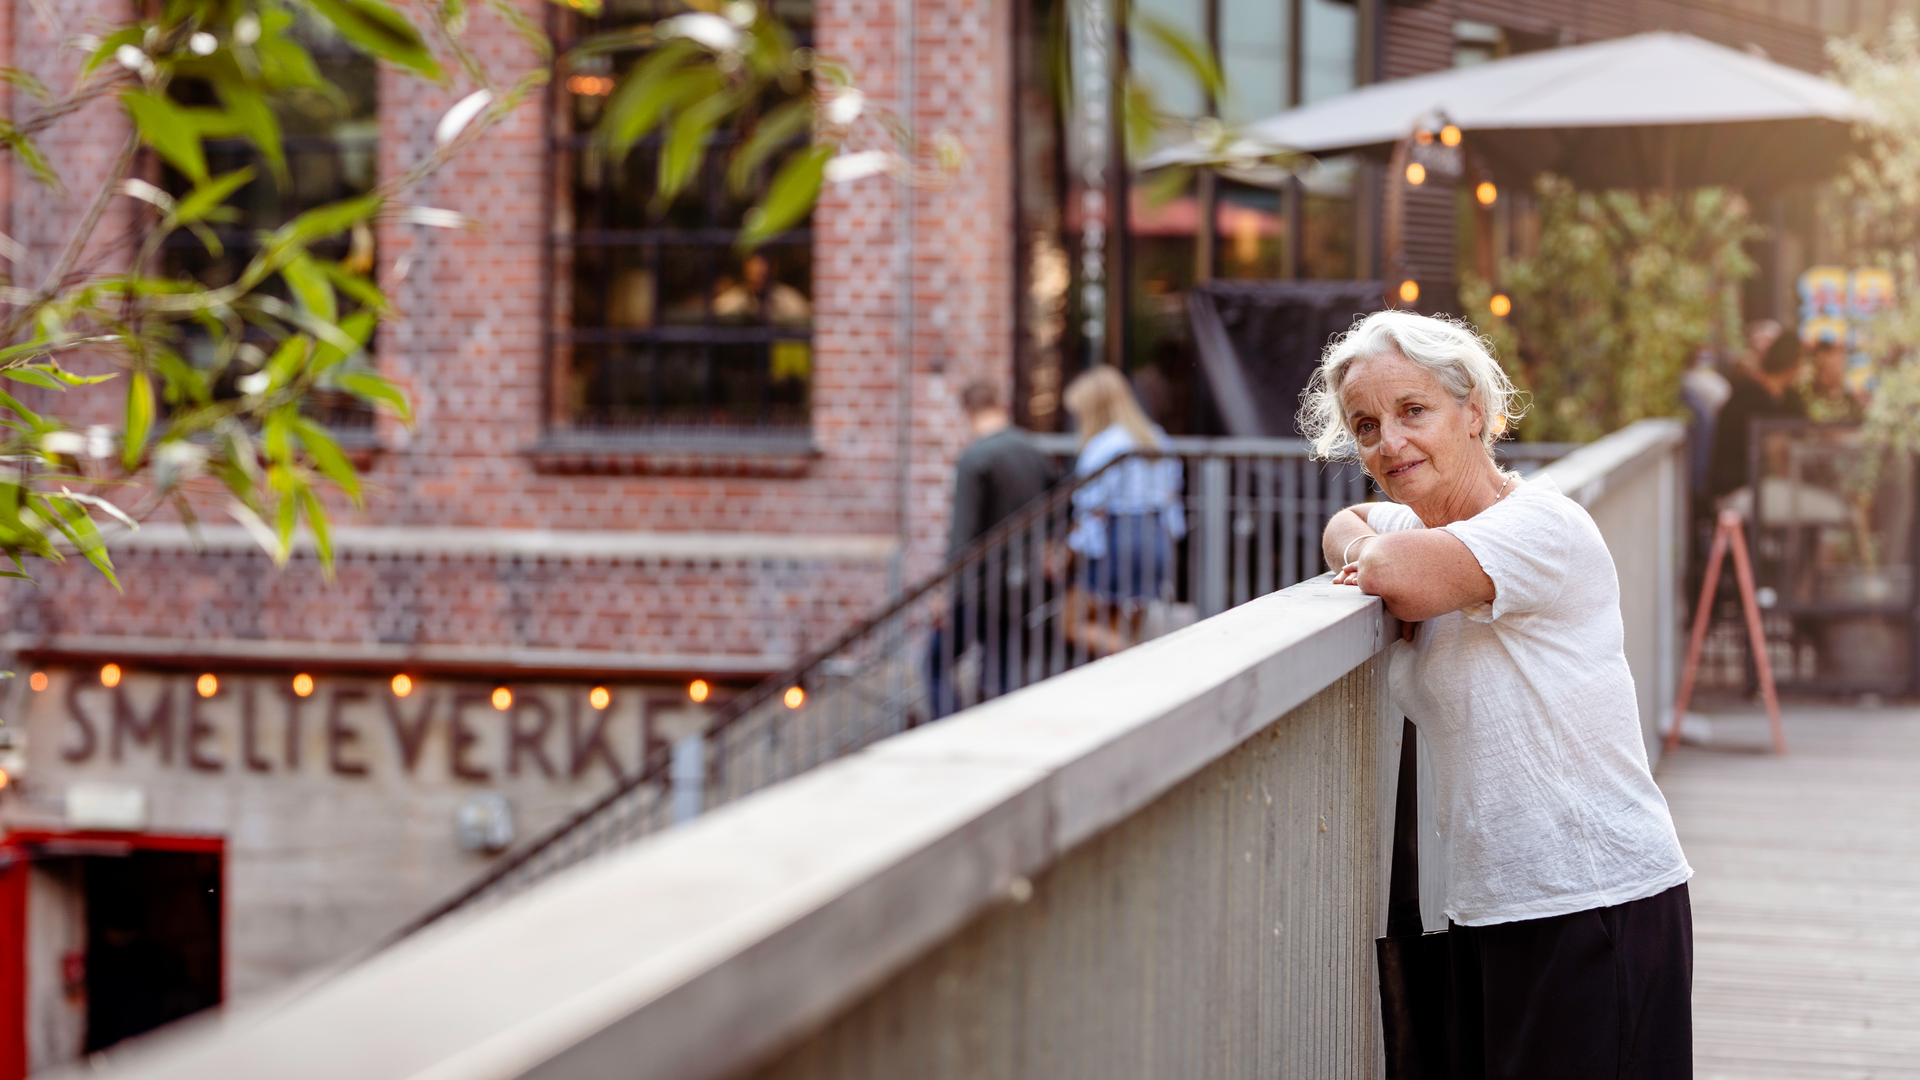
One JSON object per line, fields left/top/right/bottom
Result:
{"left": 0, "top": 0, "right": 561, "bottom": 583}
{"left": 1829, "top": 19, "right": 1920, "bottom": 460}
{"left": 1463, "top": 176, "right": 1758, "bottom": 443}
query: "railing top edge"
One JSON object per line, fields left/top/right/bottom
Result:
{"left": 83, "top": 579, "right": 1393, "bottom": 1080}
{"left": 1537, "top": 418, "right": 1685, "bottom": 504}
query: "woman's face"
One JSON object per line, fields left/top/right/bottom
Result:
{"left": 1341, "top": 351, "right": 1484, "bottom": 507}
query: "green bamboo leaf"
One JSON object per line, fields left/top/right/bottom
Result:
{"left": 317, "top": 260, "right": 390, "bottom": 312}
{"left": 253, "top": 11, "right": 328, "bottom": 89}
{"left": 300, "top": 486, "right": 334, "bottom": 575}
{"left": 1133, "top": 12, "right": 1224, "bottom": 102}
{"left": 658, "top": 87, "right": 739, "bottom": 201}
{"left": 122, "top": 372, "right": 153, "bottom": 471}
{"left": 0, "top": 67, "right": 52, "bottom": 103}
{"left": 217, "top": 87, "right": 287, "bottom": 186}
{"left": 304, "top": 0, "right": 446, "bottom": 81}
{"left": 187, "top": 220, "right": 225, "bottom": 257}
{"left": 0, "top": 121, "right": 59, "bottom": 192}
{"left": 282, "top": 252, "right": 338, "bottom": 324}
{"left": 153, "top": 351, "right": 212, "bottom": 406}
{"left": 174, "top": 167, "right": 256, "bottom": 226}
{"left": 0, "top": 390, "right": 43, "bottom": 428}
{"left": 263, "top": 407, "right": 295, "bottom": 464}
{"left": 46, "top": 501, "right": 118, "bottom": 590}
{"left": 84, "top": 28, "right": 143, "bottom": 75}
{"left": 282, "top": 194, "right": 384, "bottom": 247}
{"left": 41, "top": 363, "right": 115, "bottom": 387}
{"left": 727, "top": 98, "right": 812, "bottom": 196}
{"left": 334, "top": 370, "right": 411, "bottom": 424}
{"left": 599, "top": 42, "right": 704, "bottom": 155}
{"left": 738, "top": 144, "right": 829, "bottom": 249}
{"left": 123, "top": 91, "right": 208, "bottom": 184}
{"left": 312, "top": 310, "right": 377, "bottom": 374}
{"left": 265, "top": 335, "right": 313, "bottom": 386}
{"left": 293, "top": 416, "right": 362, "bottom": 504}
{"left": 1, "top": 367, "right": 61, "bottom": 391}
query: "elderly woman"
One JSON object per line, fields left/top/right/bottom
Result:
{"left": 1307, "top": 311, "right": 1693, "bottom": 1078}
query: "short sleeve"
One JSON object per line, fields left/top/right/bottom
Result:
{"left": 1366, "top": 502, "right": 1423, "bottom": 535}
{"left": 1441, "top": 487, "right": 1575, "bottom": 623}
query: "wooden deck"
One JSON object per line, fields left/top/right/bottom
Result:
{"left": 1660, "top": 705, "right": 1920, "bottom": 1080}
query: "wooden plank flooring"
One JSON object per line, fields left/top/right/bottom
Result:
{"left": 1660, "top": 706, "right": 1920, "bottom": 1080}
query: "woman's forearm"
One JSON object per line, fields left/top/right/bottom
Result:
{"left": 1321, "top": 505, "right": 1377, "bottom": 570}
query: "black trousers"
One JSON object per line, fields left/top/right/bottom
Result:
{"left": 1448, "top": 882, "right": 1693, "bottom": 1080}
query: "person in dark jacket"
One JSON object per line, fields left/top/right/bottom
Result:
{"left": 930, "top": 380, "right": 1057, "bottom": 717}
{"left": 947, "top": 381, "right": 1056, "bottom": 557}
{"left": 1707, "top": 330, "right": 1807, "bottom": 502}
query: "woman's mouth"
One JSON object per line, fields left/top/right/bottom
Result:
{"left": 1385, "top": 459, "right": 1425, "bottom": 478}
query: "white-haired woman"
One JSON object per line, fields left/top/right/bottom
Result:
{"left": 1307, "top": 310, "right": 1692, "bottom": 1078}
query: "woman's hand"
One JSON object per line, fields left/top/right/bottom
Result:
{"left": 1331, "top": 532, "right": 1374, "bottom": 585}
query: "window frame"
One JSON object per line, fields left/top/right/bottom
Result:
{"left": 542, "top": 2, "right": 817, "bottom": 447}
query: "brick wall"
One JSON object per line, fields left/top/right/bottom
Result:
{"left": 1, "top": 0, "right": 1017, "bottom": 676}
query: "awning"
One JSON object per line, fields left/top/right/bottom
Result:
{"left": 1149, "top": 32, "right": 1871, "bottom": 190}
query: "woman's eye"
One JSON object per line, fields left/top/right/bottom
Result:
{"left": 1407, "top": 405, "right": 1423, "bottom": 416}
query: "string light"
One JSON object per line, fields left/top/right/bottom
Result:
{"left": 783, "top": 686, "right": 805, "bottom": 709}
{"left": 0, "top": 769, "right": 12, "bottom": 790}
{"left": 689, "top": 679, "right": 710, "bottom": 703}
{"left": 589, "top": 686, "right": 611, "bottom": 710}
{"left": 1440, "top": 124, "right": 1462, "bottom": 147}
{"left": 491, "top": 687, "right": 513, "bottom": 711}
{"left": 28, "top": 673, "right": 46, "bottom": 692}
{"left": 1490, "top": 293, "right": 1513, "bottom": 317}
{"left": 196, "top": 674, "right": 218, "bottom": 698}
{"left": 392, "top": 674, "right": 413, "bottom": 697}
{"left": 100, "top": 664, "right": 121, "bottom": 688}
{"left": 292, "top": 673, "right": 315, "bottom": 697}
{"left": 565, "top": 75, "right": 614, "bottom": 96}
{"left": 1404, "top": 162, "right": 1426, "bottom": 185}
{"left": 1398, "top": 280, "right": 1420, "bottom": 304}
{"left": 1476, "top": 181, "right": 1498, "bottom": 205}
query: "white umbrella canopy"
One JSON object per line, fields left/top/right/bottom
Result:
{"left": 1153, "top": 32, "right": 1871, "bottom": 190}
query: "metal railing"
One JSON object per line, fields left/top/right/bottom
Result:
{"left": 388, "top": 437, "right": 1575, "bottom": 939}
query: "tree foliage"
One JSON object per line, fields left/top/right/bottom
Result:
{"left": 1464, "top": 176, "right": 1758, "bottom": 443}
{"left": 0, "top": 0, "right": 558, "bottom": 583}
{"left": 1829, "top": 19, "right": 1920, "bottom": 458}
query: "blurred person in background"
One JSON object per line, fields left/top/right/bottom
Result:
{"left": 1805, "top": 338, "right": 1865, "bottom": 422}
{"left": 1063, "top": 367, "right": 1186, "bottom": 654}
{"left": 929, "top": 380, "right": 1057, "bottom": 718}
{"left": 1735, "top": 318, "right": 1782, "bottom": 378}
{"left": 1681, "top": 345, "right": 1733, "bottom": 509}
{"left": 1709, "top": 329, "right": 1807, "bottom": 503}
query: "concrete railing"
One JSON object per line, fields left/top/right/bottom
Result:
{"left": 68, "top": 421, "right": 1685, "bottom": 1080}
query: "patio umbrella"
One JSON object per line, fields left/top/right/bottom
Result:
{"left": 1151, "top": 32, "right": 1870, "bottom": 190}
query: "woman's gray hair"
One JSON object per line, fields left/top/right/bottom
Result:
{"left": 1297, "top": 310, "right": 1525, "bottom": 460}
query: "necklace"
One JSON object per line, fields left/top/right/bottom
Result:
{"left": 1493, "top": 472, "right": 1513, "bottom": 502}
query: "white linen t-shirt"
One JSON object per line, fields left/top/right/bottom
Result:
{"left": 1368, "top": 476, "right": 1691, "bottom": 926}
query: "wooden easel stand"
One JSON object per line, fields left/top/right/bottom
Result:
{"left": 1667, "top": 509, "right": 1787, "bottom": 756}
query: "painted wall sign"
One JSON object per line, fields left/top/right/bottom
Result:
{"left": 47, "top": 673, "right": 698, "bottom": 786}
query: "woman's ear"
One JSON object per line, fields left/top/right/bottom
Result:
{"left": 1466, "top": 400, "right": 1485, "bottom": 440}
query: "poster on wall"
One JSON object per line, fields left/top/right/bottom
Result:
{"left": 1798, "top": 265, "right": 1895, "bottom": 397}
